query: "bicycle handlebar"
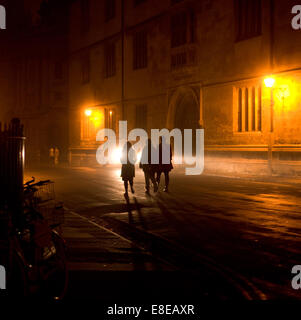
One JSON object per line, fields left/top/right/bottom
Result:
{"left": 24, "top": 177, "right": 35, "bottom": 186}
{"left": 24, "top": 178, "right": 52, "bottom": 189}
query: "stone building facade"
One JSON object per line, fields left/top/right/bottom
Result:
{"left": 2, "top": 0, "right": 301, "bottom": 175}
{"left": 68, "top": 0, "right": 301, "bottom": 175}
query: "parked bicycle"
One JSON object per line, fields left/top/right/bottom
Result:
{"left": 2, "top": 178, "right": 68, "bottom": 300}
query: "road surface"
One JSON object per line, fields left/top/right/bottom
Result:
{"left": 25, "top": 166, "right": 301, "bottom": 300}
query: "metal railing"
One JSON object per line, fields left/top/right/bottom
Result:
{"left": 0, "top": 118, "right": 25, "bottom": 216}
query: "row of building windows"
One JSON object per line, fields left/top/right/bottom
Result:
{"left": 81, "top": 0, "right": 147, "bottom": 28}
{"left": 81, "top": 0, "right": 187, "bottom": 28}
{"left": 79, "top": 0, "right": 262, "bottom": 80}
{"left": 81, "top": 0, "right": 262, "bottom": 43}
{"left": 82, "top": 85, "right": 265, "bottom": 141}
{"left": 80, "top": 30, "right": 148, "bottom": 83}
{"left": 80, "top": 8, "right": 194, "bottom": 82}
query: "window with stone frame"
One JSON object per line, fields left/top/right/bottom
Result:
{"left": 105, "top": 0, "right": 115, "bottom": 21}
{"left": 171, "top": 9, "right": 195, "bottom": 48}
{"left": 236, "top": 85, "right": 262, "bottom": 133}
{"left": 81, "top": 108, "right": 102, "bottom": 141}
{"left": 133, "top": 30, "right": 148, "bottom": 70}
{"left": 234, "top": 0, "right": 262, "bottom": 41}
{"left": 81, "top": 0, "right": 90, "bottom": 33}
{"left": 105, "top": 42, "right": 116, "bottom": 78}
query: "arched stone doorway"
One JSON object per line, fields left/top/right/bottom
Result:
{"left": 174, "top": 93, "right": 200, "bottom": 131}
{"left": 167, "top": 87, "right": 201, "bottom": 155}
{"left": 167, "top": 86, "right": 201, "bottom": 130}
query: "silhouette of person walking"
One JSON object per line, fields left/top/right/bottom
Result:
{"left": 121, "top": 141, "right": 136, "bottom": 196}
{"left": 156, "top": 137, "right": 173, "bottom": 192}
{"left": 140, "top": 138, "right": 158, "bottom": 194}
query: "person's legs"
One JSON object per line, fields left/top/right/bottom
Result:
{"left": 156, "top": 171, "right": 161, "bottom": 184}
{"left": 164, "top": 171, "right": 169, "bottom": 192}
{"left": 129, "top": 179, "right": 134, "bottom": 193}
{"left": 150, "top": 171, "right": 158, "bottom": 192}
{"left": 124, "top": 180, "right": 128, "bottom": 194}
{"left": 144, "top": 171, "right": 150, "bottom": 192}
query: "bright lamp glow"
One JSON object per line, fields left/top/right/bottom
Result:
{"left": 264, "top": 77, "right": 275, "bottom": 88}
{"left": 85, "top": 109, "right": 92, "bottom": 117}
{"left": 111, "top": 147, "right": 122, "bottom": 164}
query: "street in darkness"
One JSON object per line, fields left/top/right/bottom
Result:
{"left": 25, "top": 166, "right": 301, "bottom": 300}
{"left": 2, "top": 0, "right": 301, "bottom": 310}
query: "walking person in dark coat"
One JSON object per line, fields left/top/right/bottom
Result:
{"left": 156, "top": 137, "right": 173, "bottom": 192}
{"left": 140, "top": 138, "right": 158, "bottom": 193}
{"left": 121, "top": 141, "right": 136, "bottom": 196}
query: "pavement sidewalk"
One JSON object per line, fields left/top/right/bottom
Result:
{"left": 62, "top": 210, "right": 180, "bottom": 300}
{"left": 63, "top": 209, "right": 249, "bottom": 300}
{"left": 63, "top": 210, "right": 171, "bottom": 273}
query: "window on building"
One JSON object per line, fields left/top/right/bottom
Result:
{"left": 171, "top": 10, "right": 195, "bottom": 48}
{"left": 238, "top": 88, "right": 242, "bottom": 132}
{"left": 171, "top": 12, "right": 187, "bottom": 48}
{"left": 105, "top": 0, "right": 115, "bottom": 21}
{"left": 133, "top": 31, "right": 147, "bottom": 70}
{"left": 82, "top": 115, "right": 90, "bottom": 140}
{"left": 81, "top": 53, "right": 90, "bottom": 84}
{"left": 81, "top": 0, "right": 90, "bottom": 33}
{"left": 257, "top": 86, "right": 262, "bottom": 131}
{"left": 105, "top": 43, "right": 116, "bottom": 78}
{"left": 136, "top": 105, "right": 147, "bottom": 130}
{"left": 105, "top": 108, "right": 116, "bottom": 132}
{"left": 81, "top": 108, "right": 102, "bottom": 141}
{"left": 245, "top": 88, "right": 249, "bottom": 132}
{"left": 234, "top": 0, "right": 262, "bottom": 41}
{"left": 236, "top": 85, "right": 262, "bottom": 132}
{"left": 251, "top": 87, "right": 256, "bottom": 131}
{"left": 134, "top": 0, "right": 147, "bottom": 7}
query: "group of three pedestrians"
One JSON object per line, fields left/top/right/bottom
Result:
{"left": 120, "top": 137, "right": 173, "bottom": 196}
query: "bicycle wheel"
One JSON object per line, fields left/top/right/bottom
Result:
{"left": 39, "top": 231, "right": 68, "bottom": 301}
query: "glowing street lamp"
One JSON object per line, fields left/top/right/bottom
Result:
{"left": 264, "top": 77, "right": 275, "bottom": 88}
{"left": 85, "top": 109, "right": 92, "bottom": 117}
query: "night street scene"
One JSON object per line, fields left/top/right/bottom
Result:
{"left": 1, "top": 0, "right": 301, "bottom": 311}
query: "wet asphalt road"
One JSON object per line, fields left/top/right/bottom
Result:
{"left": 25, "top": 166, "right": 301, "bottom": 300}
